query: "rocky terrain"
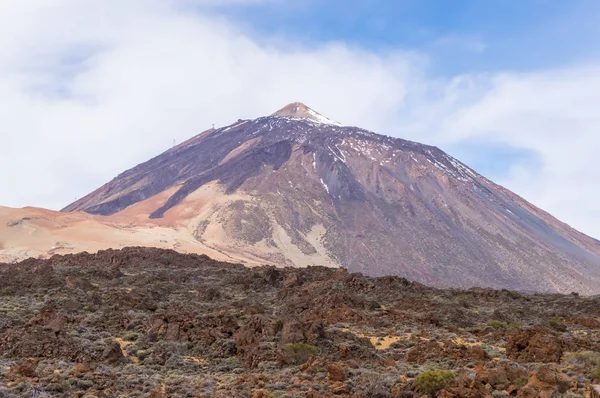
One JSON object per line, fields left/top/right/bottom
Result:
{"left": 56, "top": 102, "right": 600, "bottom": 294}
{"left": 0, "top": 247, "right": 599, "bottom": 397}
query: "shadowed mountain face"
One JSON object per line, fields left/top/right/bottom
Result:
{"left": 63, "top": 102, "right": 600, "bottom": 294}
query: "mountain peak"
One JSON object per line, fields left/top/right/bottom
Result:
{"left": 271, "top": 102, "right": 342, "bottom": 126}
{"left": 57, "top": 101, "right": 600, "bottom": 295}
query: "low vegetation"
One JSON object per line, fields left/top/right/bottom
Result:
{"left": 415, "top": 370, "right": 455, "bottom": 395}
{"left": 594, "top": 360, "right": 600, "bottom": 381}
{"left": 282, "top": 343, "right": 318, "bottom": 365}
{"left": 0, "top": 247, "right": 598, "bottom": 397}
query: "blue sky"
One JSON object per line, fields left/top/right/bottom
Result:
{"left": 212, "top": 0, "right": 600, "bottom": 74}
{"left": 193, "top": 0, "right": 600, "bottom": 179}
{"left": 186, "top": 0, "right": 600, "bottom": 184}
{"left": 1, "top": 0, "right": 600, "bottom": 238}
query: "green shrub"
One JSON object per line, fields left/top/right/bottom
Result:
{"left": 505, "top": 290, "right": 522, "bottom": 299}
{"left": 593, "top": 360, "right": 600, "bottom": 381}
{"left": 548, "top": 318, "right": 567, "bottom": 332}
{"left": 123, "top": 332, "right": 139, "bottom": 342}
{"left": 486, "top": 320, "right": 522, "bottom": 331}
{"left": 562, "top": 351, "right": 600, "bottom": 367}
{"left": 136, "top": 350, "right": 150, "bottom": 360}
{"left": 281, "top": 343, "right": 317, "bottom": 365}
{"left": 414, "top": 370, "right": 455, "bottom": 395}
{"left": 513, "top": 376, "right": 528, "bottom": 388}
{"left": 507, "top": 322, "right": 523, "bottom": 330}
{"left": 486, "top": 320, "right": 508, "bottom": 330}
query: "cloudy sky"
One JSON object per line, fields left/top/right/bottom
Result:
{"left": 2, "top": 0, "right": 600, "bottom": 238}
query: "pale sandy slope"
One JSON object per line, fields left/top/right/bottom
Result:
{"left": 0, "top": 182, "right": 339, "bottom": 268}
{"left": 0, "top": 205, "right": 228, "bottom": 264}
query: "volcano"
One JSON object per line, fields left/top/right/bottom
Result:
{"left": 53, "top": 102, "right": 600, "bottom": 294}
{"left": 3, "top": 102, "right": 599, "bottom": 294}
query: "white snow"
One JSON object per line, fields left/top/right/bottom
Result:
{"left": 271, "top": 111, "right": 342, "bottom": 126}
{"left": 447, "top": 156, "right": 477, "bottom": 178}
{"left": 306, "top": 108, "right": 343, "bottom": 126}
{"left": 344, "top": 138, "right": 379, "bottom": 161}
{"left": 422, "top": 153, "right": 475, "bottom": 183}
{"left": 320, "top": 178, "right": 330, "bottom": 194}
{"left": 327, "top": 145, "right": 346, "bottom": 163}
{"left": 221, "top": 120, "right": 248, "bottom": 132}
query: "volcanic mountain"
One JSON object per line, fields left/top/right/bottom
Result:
{"left": 46, "top": 102, "right": 599, "bottom": 294}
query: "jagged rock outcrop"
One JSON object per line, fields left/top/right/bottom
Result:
{"left": 0, "top": 248, "right": 599, "bottom": 397}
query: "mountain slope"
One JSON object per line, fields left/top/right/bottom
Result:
{"left": 0, "top": 205, "right": 240, "bottom": 264}
{"left": 62, "top": 102, "right": 600, "bottom": 294}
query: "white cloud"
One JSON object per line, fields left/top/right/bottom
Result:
{"left": 0, "top": 0, "right": 415, "bottom": 209}
{"left": 390, "top": 66, "right": 600, "bottom": 238}
{"left": 430, "top": 67, "right": 600, "bottom": 239}
{"left": 0, "top": 0, "right": 599, "bottom": 239}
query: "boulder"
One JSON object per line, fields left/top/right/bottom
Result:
{"left": 528, "top": 365, "right": 575, "bottom": 397}
{"left": 517, "top": 386, "right": 537, "bottom": 398}
{"left": 506, "top": 327, "right": 569, "bottom": 363}
{"left": 102, "top": 340, "right": 125, "bottom": 364}
{"left": 326, "top": 362, "right": 347, "bottom": 382}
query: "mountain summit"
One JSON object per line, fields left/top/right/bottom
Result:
{"left": 271, "top": 102, "right": 342, "bottom": 126}
{"left": 55, "top": 103, "right": 600, "bottom": 293}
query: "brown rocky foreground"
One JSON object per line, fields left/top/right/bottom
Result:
{"left": 0, "top": 247, "right": 599, "bottom": 397}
